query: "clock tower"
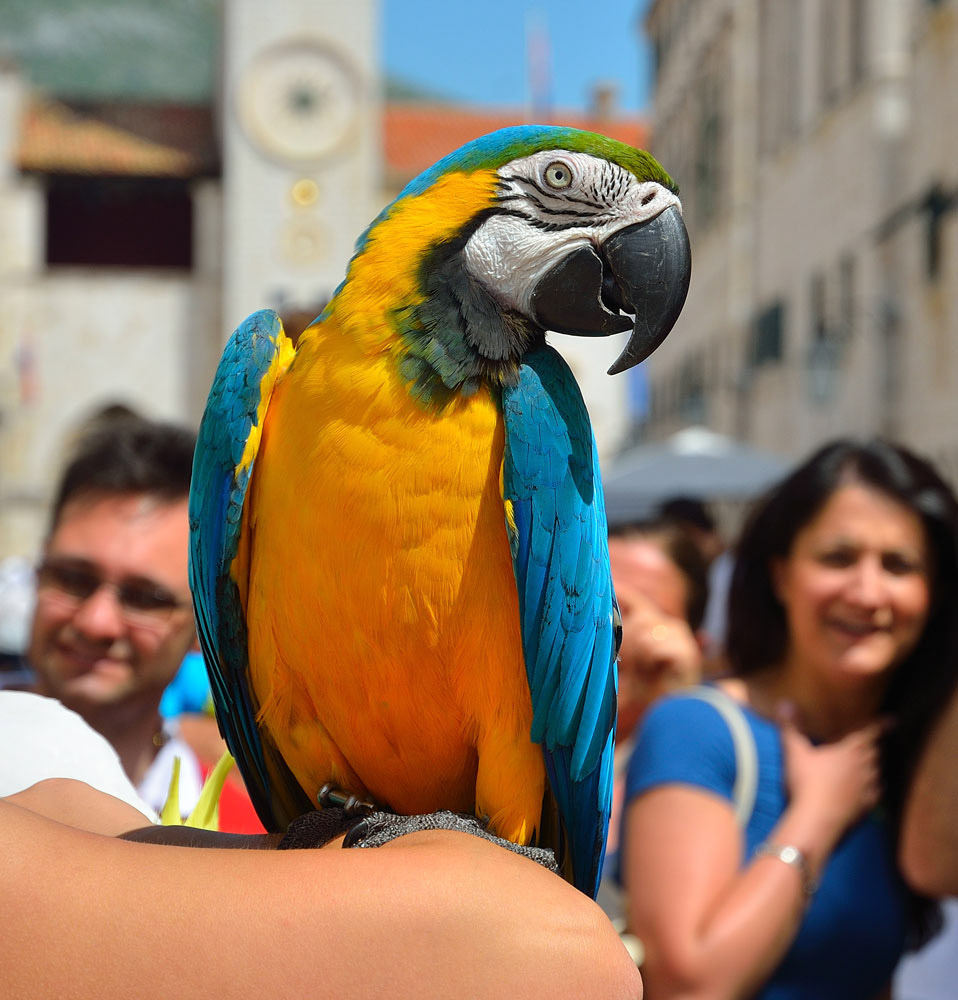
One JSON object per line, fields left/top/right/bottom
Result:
{"left": 221, "top": 0, "right": 380, "bottom": 335}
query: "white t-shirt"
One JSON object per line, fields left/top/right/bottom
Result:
{"left": 0, "top": 689, "right": 157, "bottom": 821}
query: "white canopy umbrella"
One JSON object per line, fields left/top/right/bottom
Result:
{"left": 602, "top": 426, "right": 790, "bottom": 527}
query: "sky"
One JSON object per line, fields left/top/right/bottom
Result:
{"left": 383, "top": 0, "right": 654, "bottom": 114}
{"left": 0, "top": 0, "right": 655, "bottom": 116}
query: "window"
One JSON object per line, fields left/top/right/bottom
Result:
{"left": 807, "top": 270, "right": 843, "bottom": 403}
{"left": 696, "top": 81, "right": 723, "bottom": 227}
{"left": 759, "top": 0, "right": 802, "bottom": 153}
{"left": 850, "top": 0, "right": 868, "bottom": 85}
{"left": 750, "top": 300, "right": 786, "bottom": 367}
{"left": 677, "top": 359, "right": 707, "bottom": 424}
{"left": 810, "top": 272, "right": 828, "bottom": 342}
{"left": 820, "top": 0, "right": 841, "bottom": 107}
{"left": 838, "top": 253, "right": 856, "bottom": 339}
{"left": 46, "top": 177, "right": 193, "bottom": 269}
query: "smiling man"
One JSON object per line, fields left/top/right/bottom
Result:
{"left": 26, "top": 416, "right": 198, "bottom": 797}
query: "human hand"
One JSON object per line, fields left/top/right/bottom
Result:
{"left": 779, "top": 704, "right": 885, "bottom": 848}
{"left": 616, "top": 587, "right": 702, "bottom": 736}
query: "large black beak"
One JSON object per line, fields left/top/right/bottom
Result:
{"left": 530, "top": 204, "right": 691, "bottom": 375}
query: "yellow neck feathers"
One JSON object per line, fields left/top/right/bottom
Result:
{"left": 322, "top": 168, "right": 499, "bottom": 343}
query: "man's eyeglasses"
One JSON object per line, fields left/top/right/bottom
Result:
{"left": 35, "top": 558, "right": 191, "bottom": 627}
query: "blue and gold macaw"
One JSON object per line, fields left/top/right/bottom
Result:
{"left": 189, "top": 125, "right": 690, "bottom": 897}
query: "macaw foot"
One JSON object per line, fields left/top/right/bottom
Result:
{"left": 317, "top": 783, "right": 376, "bottom": 817}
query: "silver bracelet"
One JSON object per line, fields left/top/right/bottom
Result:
{"left": 754, "top": 841, "right": 818, "bottom": 899}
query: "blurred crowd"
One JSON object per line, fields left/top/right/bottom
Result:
{"left": 607, "top": 439, "right": 958, "bottom": 1000}
{"left": 3, "top": 415, "right": 958, "bottom": 1000}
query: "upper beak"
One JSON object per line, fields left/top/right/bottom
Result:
{"left": 530, "top": 204, "right": 691, "bottom": 375}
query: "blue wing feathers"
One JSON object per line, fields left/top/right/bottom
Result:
{"left": 188, "top": 309, "right": 297, "bottom": 827}
{"left": 502, "top": 344, "right": 617, "bottom": 897}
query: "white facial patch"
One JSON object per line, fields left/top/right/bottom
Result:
{"left": 462, "top": 149, "right": 682, "bottom": 317}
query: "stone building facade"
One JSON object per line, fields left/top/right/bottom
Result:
{"left": 0, "top": 0, "right": 646, "bottom": 560}
{"left": 638, "top": 0, "right": 958, "bottom": 478}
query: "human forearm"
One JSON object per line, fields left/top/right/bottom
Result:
{"left": 674, "top": 713, "right": 885, "bottom": 998}
{"left": 637, "top": 841, "right": 807, "bottom": 1000}
{"left": 2, "top": 802, "right": 640, "bottom": 1000}
{"left": 672, "top": 801, "right": 839, "bottom": 998}
{"left": 627, "top": 789, "right": 849, "bottom": 1000}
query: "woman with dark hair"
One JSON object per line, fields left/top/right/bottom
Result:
{"left": 618, "top": 438, "right": 958, "bottom": 999}
{"left": 608, "top": 518, "right": 709, "bottom": 741}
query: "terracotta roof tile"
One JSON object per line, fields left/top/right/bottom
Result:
{"left": 19, "top": 97, "right": 646, "bottom": 182}
{"left": 19, "top": 98, "right": 219, "bottom": 178}
{"left": 384, "top": 103, "right": 648, "bottom": 186}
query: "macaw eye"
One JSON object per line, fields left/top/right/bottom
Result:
{"left": 543, "top": 161, "right": 574, "bottom": 189}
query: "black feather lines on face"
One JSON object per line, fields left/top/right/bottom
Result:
{"left": 495, "top": 161, "right": 623, "bottom": 232}
{"left": 393, "top": 207, "right": 544, "bottom": 409}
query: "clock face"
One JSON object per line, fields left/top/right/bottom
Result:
{"left": 237, "top": 40, "right": 361, "bottom": 164}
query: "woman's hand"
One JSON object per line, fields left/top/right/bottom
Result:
{"left": 778, "top": 705, "right": 885, "bottom": 862}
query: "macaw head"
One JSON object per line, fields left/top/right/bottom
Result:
{"left": 333, "top": 125, "right": 691, "bottom": 399}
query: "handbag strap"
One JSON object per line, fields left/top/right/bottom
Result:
{"left": 611, "top": 684, "right": 760, "bottom": 967}
{"left": 683, "top": 684, "right": 759, "bottom": 828}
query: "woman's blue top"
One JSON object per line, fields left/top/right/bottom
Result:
{"left": 621, "top": 690, "right": 909, "bottom": 999}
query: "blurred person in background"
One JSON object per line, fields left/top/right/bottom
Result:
{"left": 608, "top": 519, "right": 709, "bottom": 750}
{"left": 658, "top": 496, "right": 724, "bottom": 566}
{"left": 620, "top": 438, "right": 958, "bottom": 999}
{"left": 659, "top": 495, "right": 733, "bottom": 662}
{"left": 599, "top": 519, "right": 708, "bottom": 924}
{"left": 0, "top": 555, "right": 35, "bottom": 688}
{"left": 13, "top": 411, "right": 261, "bottom": 831}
